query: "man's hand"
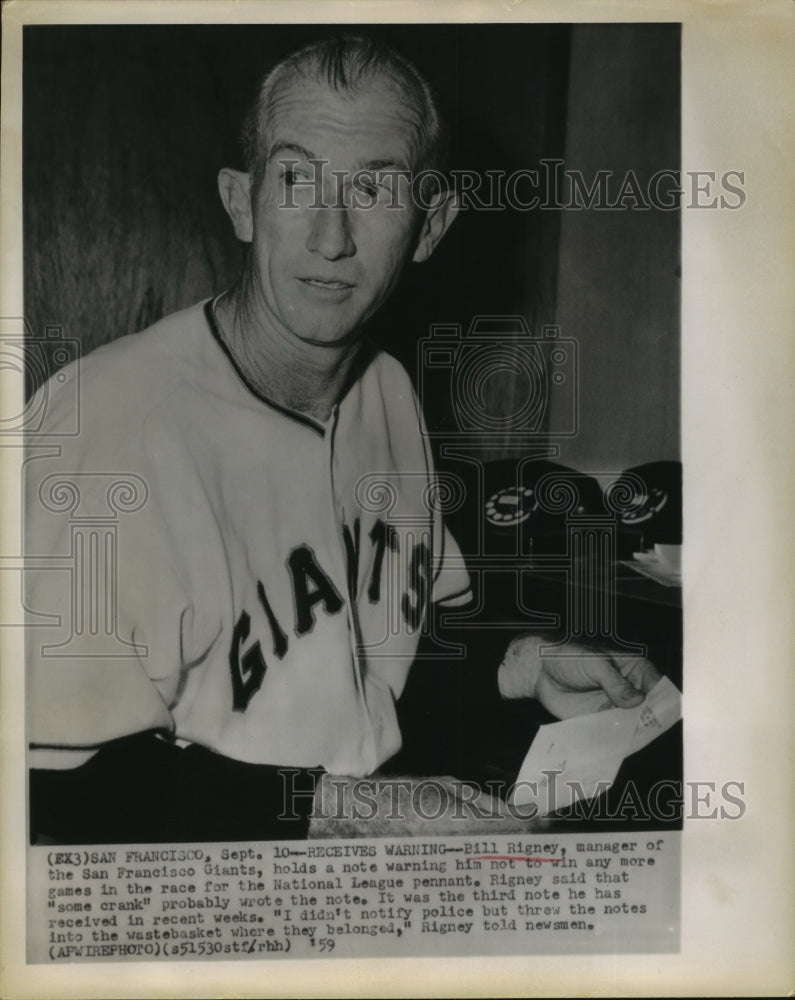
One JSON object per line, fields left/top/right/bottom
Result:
{"left": 498, "top": 634, "right": 662, "bottom": 720}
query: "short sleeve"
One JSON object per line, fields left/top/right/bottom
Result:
{"left": 403, "top": 375, "right": 472, "bottom": 610}
{"left": 432, "top": 522, "right": 472, "bottom": 607}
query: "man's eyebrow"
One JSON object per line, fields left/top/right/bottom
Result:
{"left": 268, "top": 142, "right": 317, "bottom": 163}
{"left": 359, "top": 158, "right": 411, "bottom": 173}
{"left": 267, "top": 144, "right": 410, "bottom": 174}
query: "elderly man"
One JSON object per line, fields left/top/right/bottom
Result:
{"left": 27, "top": 34, "right": 659, "bottom": 843}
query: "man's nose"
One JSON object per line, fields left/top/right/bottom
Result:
{"left": 306, "top": 205, "right": 356, "bottom": 260}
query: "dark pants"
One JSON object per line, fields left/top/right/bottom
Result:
{"left": 29, "top": 733, "right": 323, "bottom": 844}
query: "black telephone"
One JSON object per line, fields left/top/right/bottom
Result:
{"left": 480, "top": 457, "right": 604, "bottom": 556}
{"left": 612, "top": 461, "right": 682, "bottom": 557}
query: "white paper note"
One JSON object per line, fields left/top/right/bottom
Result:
{"left": 509, "top": 676, "right": 682, "bottom": 814}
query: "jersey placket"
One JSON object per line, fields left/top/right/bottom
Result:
{"left": 325, "top": 402, "right": 379, "bottom": 771}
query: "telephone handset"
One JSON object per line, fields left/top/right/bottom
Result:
{"left": 479, "top": 458, "right": 604, "bottom": 557}
{"left": 614, "top": 461, "right": 682, "bottom": 554}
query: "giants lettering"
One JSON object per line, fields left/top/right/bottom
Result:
{"left": 229, "top": 611, "right": 268, "bottom": 712}
{"left": 288, "top": 544, "right": 344, "bottom": 635}
{"left": 229, "top": 525, "right": 431, "bottom": 709}
{"left": 401, "top": 540, "right": 431, "bottom": 631}
{"left": 367, "top": 518, "right": 398, "bottom": 603}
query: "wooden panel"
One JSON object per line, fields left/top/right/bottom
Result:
{"left": 552, "top": 24, "right": 681, "bottom": 473}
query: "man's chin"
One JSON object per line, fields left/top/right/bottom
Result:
{"left": 289, "top": 319, "right": 366, "bottom": 350}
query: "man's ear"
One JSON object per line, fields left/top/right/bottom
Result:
{"left": 412, "top": 190, "right": 459, "bottom": 264}
{"left": 218, "top": 168, "right": 254, "bottom": 243}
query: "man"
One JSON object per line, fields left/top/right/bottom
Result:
{"left": 26, "top": 34, "right": 660, "bottom": 843}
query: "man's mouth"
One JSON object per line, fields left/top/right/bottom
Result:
{"left": 300, "top": 278, "right": 355, "bottom": 291}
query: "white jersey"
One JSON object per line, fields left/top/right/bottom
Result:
{"left": 25, "top": 300, "right": 470, "bottom": 776}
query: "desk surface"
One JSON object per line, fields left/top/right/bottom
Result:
{"left": 522, "top": 559, "right": 682, "bottom": 610}
{"left": 309, "top": 774, "right": 551, "bottom": 839}
{"left": 309, "top": 715, "right": 683, "bottom": 840}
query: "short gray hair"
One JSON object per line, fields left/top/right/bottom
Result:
{"left": 241, "top": 34, "right": 449, "bottom": 191}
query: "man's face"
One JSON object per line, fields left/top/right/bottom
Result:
{"left": 243, "top": 74, "right": 429, "bottom": 347}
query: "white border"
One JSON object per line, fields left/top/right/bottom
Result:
{"left": 2, "top": 1, "right": 793, "bottom": 996}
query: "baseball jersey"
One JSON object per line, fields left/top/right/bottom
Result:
{"left": 25, "top": 299, "right": 471, "bottom": 777}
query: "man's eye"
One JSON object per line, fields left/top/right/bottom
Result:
{"left": 356, "top": 173, "right": 392, "bottom": 198}
{"left": 282, "top": 167, "right": 310, "bottom": 187}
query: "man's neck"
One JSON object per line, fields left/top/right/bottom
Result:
{"left": 214, "top": 282, "right": 361, "bottom": 424}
